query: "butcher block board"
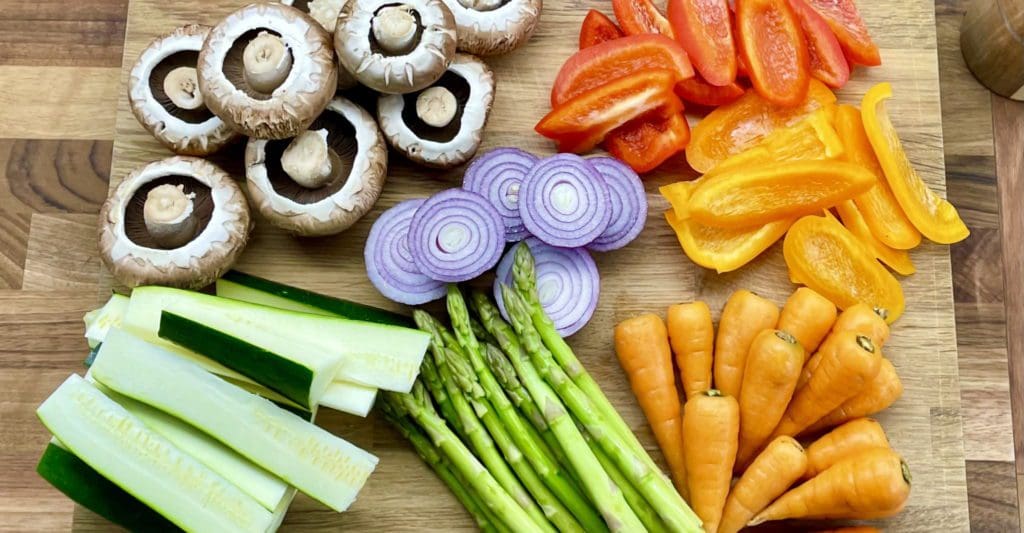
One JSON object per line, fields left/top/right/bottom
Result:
{"left": 84, "top": 0, "right": 969, "bottom": 530}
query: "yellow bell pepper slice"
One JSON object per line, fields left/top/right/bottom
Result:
{"left": 835, "top": 200, "right": 915, "bottom": 276}
{"left": 705, "top": 108, "right": 845, "bottom": 177}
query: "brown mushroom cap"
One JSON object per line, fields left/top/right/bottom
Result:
{"left": 441, "top": 0, "right": 541, "bottom": 56}
{"left": 128, "top": 24, "right": 239, "bottom": 155}
{"left": 377, "top": 53, "right": 494, "bottom": 168}
{"left": 278, "top": 0, "right": 359, "bottom": 89}
{"left": 335, "top": 0, "right": 457, "bottom": 94}
{"left": 245, "top": 96, "right": 388, "bottom": 236}
{"left": 198, "top": 3, "right": 338, "bottom": 139}
{"left": 98, "top": 156, "right": 252, "bottom": 289}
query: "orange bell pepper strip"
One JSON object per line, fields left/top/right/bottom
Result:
{"left": 805, "top": 0, "right": 881, "bottom": 66}
{"left": 736, "top": 0, "right": 810, "bottom": 107}
{"left": 788, "top": 0, "right": 850, "bottom": 89}
{"left": 861, "top": 83, "right": 969, "bottom": 244}
{"left": 833, "top": 104, "right": 921, "bottom": 250}
{"left": 604, "top": 112, "right": 691, "bottom": 173}
{"left": 784, "top": 214, "right": 905, "bottom": 323}
{"left": 550, "top": 34, "right": 694, "bottom": 106}
{"left": 686, "top": 79, "right": 836, "bottom": 173}
{"left": 612, "top": 0, "right": 675, "bottom": 37}
{"left": 684, "top": 160, "right": 874, "bottom": 228}
{"left": 579, "top": 10, "right": 624, "bottom": 49}
{"left": 704, "top": 108, "right": 844, "bottom": 176}
{"left": 536, "top": 69, "right": 683, "bottom": 153}
{"left": 835, "top": 200, "right": 915, "bottom": 276}
{"left": 662, "top": 181, "right": 793, "bottom": 273}
{"left": 675, "top": 76, "right": 746, "bottom": 107}
{"left": 668, "top": 0, "right": 737, "bottom": 86}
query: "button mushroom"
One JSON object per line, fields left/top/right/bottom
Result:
{"left": 440, "top": 0, "right": 541, "bottom": 56}
{"left": 198, "top": 2, "right": 338, "bottom": 139}
{"left": 335, "top": 0, "right": 457, "bottom": 94}
{"left": 377, "top": 53, "right": 494, "bottom": 168}
{"left": 128, "top": 24, "right": 239, "bottom": 156}
{"left": 245, "top": 96, "right": 388, "bottom": 236}
{"left": 278, "top": 0, "right": 360, "bottom": 90}
{"left": 98, "top": 156, "right": 252, "bottom": 289}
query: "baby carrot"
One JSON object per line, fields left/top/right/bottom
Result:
{"left": 804, "top": 418, "right": 890, "bottom": 479}
{"left": 778, "top": 287, "right": 837, "bottom": 356}
{"left": 799, "top": 304, "right": 889, "bottom": 389}
{"left": 805, "top": 358, "right": 903, "bottom": 434}
{"left": 613, "top": 313, "right": 689, "bottom": 499}
{"left": 735, "top": 330, "right": 804, "bottom": 469}
{"left": 683, "top": 390, "right": 739, "bottom": 533}
{"left": 667, "top": 302, "right": 715, "bottom": 401}
{"left": 750, "top": 448, "right": 910, "bottom": 524}
{"left": 718, "top": 436, "right": 807, "bottom": 533}
{"left": 714, "top": 290, "right": 779, "bottom": 399}
{"left": 771, "top": 331, "right": 881, "bottom": 438}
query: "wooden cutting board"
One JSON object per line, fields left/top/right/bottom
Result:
{"left": 84, "top": 0, "right": 969, "bottom": 530}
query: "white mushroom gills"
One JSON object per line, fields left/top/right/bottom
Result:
{"left": 162, "top": 66, "right": 205, "bottom": 110}
{"left": 281, "top": 129, "right": 337, "bottom": 189}
{"left": 143, "top": 184, "right": 198, "bottom": 249}
{"left": 415, "top": 86, "right": 457, "bottom": 127}
{"left": 371, "top": 5, "right": 419, "bottom": 55}
{"left": 242, "top": 31, "right": 293, "bottom": 93}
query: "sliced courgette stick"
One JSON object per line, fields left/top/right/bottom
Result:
{"left": 320, "top": 380, "right": 378, "bottom": 417}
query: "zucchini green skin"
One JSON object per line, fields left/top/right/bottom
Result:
{"left": 218, "top": 271, "right": 414, "bottom": 327}
{"left": 37, "top": 443, "right": 180, "bottom": 532}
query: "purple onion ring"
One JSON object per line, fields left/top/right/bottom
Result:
{"left": 519, "top": 154, "right": 611, "bottom": 248}
{"left": 409, "top": 189, "right": 505, "bottom": 283}
{"left": 364, "top": 199, "right": 447, "bottom": 305}
{"left": 586, "top": 157, "right": 648, "bottom": 252}
{"left": 462, "top": 148, "right": 539, "bottom": 242}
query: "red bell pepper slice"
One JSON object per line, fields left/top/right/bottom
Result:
{"left": 579, "top": 10, "right": 625, "bottom": 49}
{"left": 667, "top": 0, "right": 736, "bottom": 87}
{"left": 550, "top": 34, "right": 694, "bottom": 106}
{"left": 604, "top": 112, "right": 691, "bottom": 173}
{"left": 804, "top": 0, "right": 880, "bottom": 66}
{"left": 612, "top": 0, "right": 675, "bottom": 37}
{"left": 536, "top": 69, "right": 683, "bottom": 153}
{"left": 675, "top": 76, "right": 746, "bottom": 106}
{"left": 788, "top": 0, "right": 850, "bottom": 88}
{"left": 736, "top": 0, "right": 810, "bottom": 107}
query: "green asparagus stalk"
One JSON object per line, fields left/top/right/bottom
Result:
{"left": 471, "top": 292, "right": 645, "bottom": 532}
{"left": 416, "top": 347, "right": 468, "bottom": 442}
{"left": 470, "top": 316, "right": 497, "bottom": 345}
{"left": 502, "top": 284, "right": 702, "bottom": 533}
{"left": 446, "top": 286, "right": 606, "bottom": 533}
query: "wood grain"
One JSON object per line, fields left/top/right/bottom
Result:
{"left": 0, "top": 67, "right": 119, "bottom": 140}
{"left": 966, "top": 461, "right": 1022, "bottom": 531}
{"left": 22, "top": 214, "right": 103, "bottom": 292}
{"left": 0, "top": 0, "right": 128, "bottom": 68}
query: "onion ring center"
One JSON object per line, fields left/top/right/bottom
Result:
{"left": 551, "top": 181, "right": 579, "bottom": 215}
{"left": 437, "top": 222, "right": 471, "bottom": 253}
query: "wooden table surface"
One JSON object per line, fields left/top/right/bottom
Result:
{"left": 0, "top": 0, "right": 1020, "bottom": 531}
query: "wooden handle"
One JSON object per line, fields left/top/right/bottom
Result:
{"left": 961, "top": 0, "right": 1024, "bottom": 100}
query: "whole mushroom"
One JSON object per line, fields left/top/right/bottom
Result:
{"left": 198, "top": 2, "right": 338, "bottom": 139}
{"left": 440, "top": 0, "right": 541, "bottom": 56}
{"left": 278, "top": 0, "right": 360, "bottom": 90}
{"left": 98, "top": 156, "right": 252, "bottom": 289}
{"left": 246, "top": 96, "right": 388, "bottom": 236}
{"left": 128, "top": 24, "right": 239, "bottom": 156}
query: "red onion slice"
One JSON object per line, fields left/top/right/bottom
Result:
{"left": 409, "top": 189, "right": 505, "bottom": 283}
{"left": 364, "top": 199, "right": 447, "bottom": 305}
{"left": 586, "top": 157, "right": 648, "bottom": 252}
{"left": 462, "top": 148, "right": 539, "bottom": 242}
{"left": 519, "top": 154, "right": 611, "bottom": 248}
{"left": 494, "top": 238, "right": 600, "bottom": 337}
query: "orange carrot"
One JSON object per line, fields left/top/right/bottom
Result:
{"left": 714, "top": 290, "right": 780, "bottom": 399}
{"left": 805, "top": 358, "right": 903, "bottom": 434}
{"left": 799, "top": 304, "right": 890, "bottom": 389}
{"left": 667, "top": 302, "right": 715, "bottom": 400}
{"left": 613, "top": 313, "right": 688, "bottom": 498}
{"left": 735, "top": 330, "right": 804, "bottom": 469}
{"left": 778, "top": 287, "right": 837, "bottom": 356}
{"left": 804, "top": 418, "right": 890, "bottom": 479}
{"left": 771, "top": 331, "right": 881, "bottom": 439}
{"left": 683, "top": 390, "right": 739, "bottom": 533}
{"left": 750, "top": 448, "right": 910, "bottom": 524}
{"left": 718, "top": 436, "right": 807, "bottom": 533}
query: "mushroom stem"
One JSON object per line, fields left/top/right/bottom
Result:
{"left": 242, "top": 31, "right": 293, "bottom": 93}
{"left": 143, "top": 183, "right": 198, "bottom": 249}
{"left": 281, "top": 129, "right": 337, "bottom": 188}
{"left": 415, "top": 86, "right": 457, "bottom": 127}
{"left": 163, "top": 66, "right": 205, "bottom": 110}
{"left": 371, "top": 5, "right": 419, "bottom": 55}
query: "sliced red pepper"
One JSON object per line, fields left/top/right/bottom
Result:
{"left": 612, "top": 0, "right": 675, "bottom": 37}
{"left": 536, "top": 69, "right": 683, "bottom": 153}
{"left": 804, "top": 0, "right": 880, "bottom": 66}
{"left": 667, "top": 0, "right": 736, "bottom": 87}
{"left": 604, "top": 112, "right": 691, "bottom": 173}
{"left": 788, "top": 0, "right": 850, "bottom": 88}
{"left": 550, "top": 34, "right": 694, "bottom": 106}
{"left": 579, "top": 10, "right": 625, "bottom": 49}
{"left": 736, "top": 0, "right": 810, "bottom": 107}
{"left": 675, "top": 76, "right": 746, "bottom": 106}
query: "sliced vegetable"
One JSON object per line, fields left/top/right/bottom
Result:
{"left": 788, "top": 0, "right": 850, "bottom": 88}
{"left": 735, "top": 330, "right": 804, "bottom": 468}
{"left": 805, "top": 359, "right": 902, "bottom": 434}
{"left": 612, "top": 0, "right": 675, "bottom": 37}
{"left": 861, "top": 83, "right": 969, "bottom": 244}
{"left": 674, "top": 76, "right": 746, "bottom": 106}
{"left": 668, "top": 0, "right": 736, "bottom": 86}
{"left": 494, "top": 237, "right": 599, "bottom": 337}
{"left": 585, "top": 156, "right": 647, "bottom": 251}
{"left": 777, "top": 287, "right": 837, "bottom": 355}
{"left": 320, "top": 380, "right": 379, "bottom": 417}
{"left": 83, "top": 293, "right": 129, "bottom": 349}
{"left": 666, "top": 301, "right": 714, "bottom": 400}
{"left": 604, "top": 112, "right": 690, "bottom": 174}
{"left": 805, "top": 0, "right": 880, "bottom": 66}
{"left": 90, "top": 330, "right": 379, "bottom": 513}
{"left": 410, "top": 189, "right": 506, "bottom": 283}
{"left": 461, "top": 148, "right": 540, "bottom": 242}
{"left": 736, "top": 0, "right": 810, "bottom": 106}
{"left": 365, "top": 199, "right": 447, "bottom": 305}
{"left": 580, "top": 9, "right": 624, "bottom": 48}
{"left": 682, "top": 389, "right": 739, "bottom": 533}
{"left": 519, "top": 154, "right": 611, "bottom": 248}
{"left": 37, "top": 374, "right": 275, "bottom": 532}
{"left": 714, "top": 289, "right": 780, "bottom": 399}
{"left": 836, "top": 200, "right": 915, "bottom": 275}
{"left": 718, "top": 436, "right": 807, "bottom": 533}
{"left": 804, "top": 418, "right": 890, "bottom": 478}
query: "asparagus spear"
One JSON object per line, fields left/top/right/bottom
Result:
{"left": 471, "top": 292, "right": 645, "bottom": 532}
{"left": 470, "top": 316, "right": 497, "bottom": 345}
{"left": 416, "top": 347, "right": 468, "bottom": 442}
{"left": 502, "top": 284, "right": 702, "bottom": 533}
